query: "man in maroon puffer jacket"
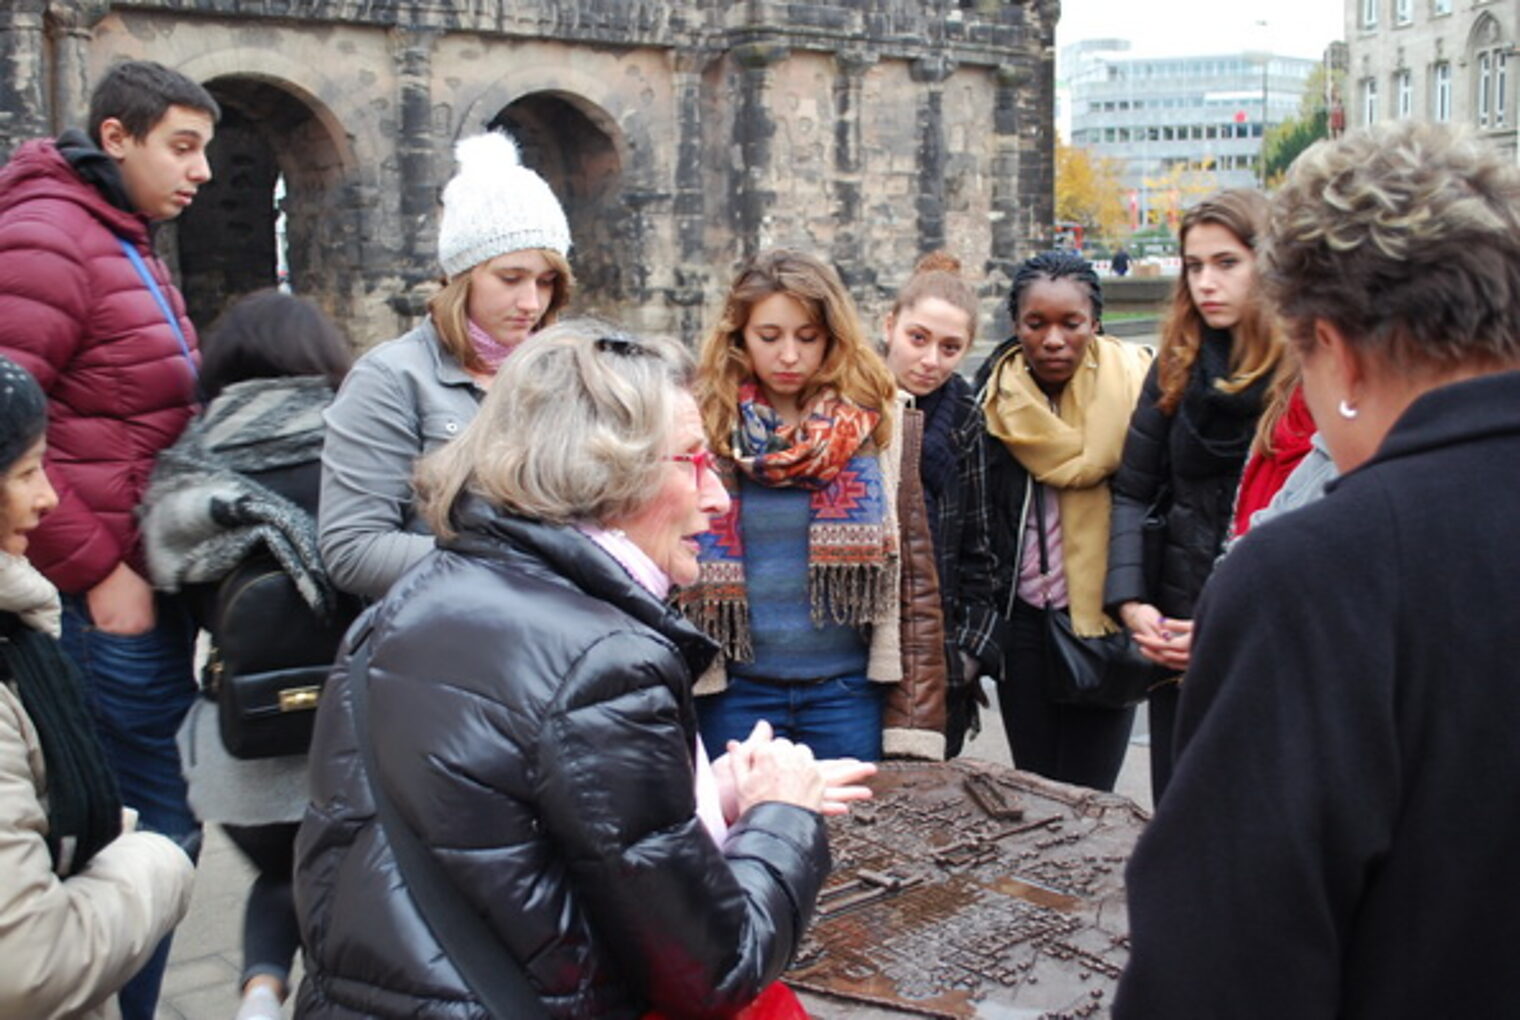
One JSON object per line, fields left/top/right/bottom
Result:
{"left": 0, "top": 60, "right": 218, "bottom": 1020}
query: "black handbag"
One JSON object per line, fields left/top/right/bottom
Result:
{"left": 1031, "top": 485, "right": 1156, "bottom": 710}
{"left": 208, "top": 555, "right": 358, "bottom": 759}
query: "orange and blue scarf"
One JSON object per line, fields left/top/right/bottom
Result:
{"left": 679, "top": 383, "right": 896, "bottom": 662}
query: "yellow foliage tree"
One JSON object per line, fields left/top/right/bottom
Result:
{"left": 1055, "top": 138, "right": 1128, "bottom": 246}
{"left": 1142, "top": 159, "right": 1220, "bottom": 229}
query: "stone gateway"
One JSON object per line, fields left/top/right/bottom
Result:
{"left": 1, "top": 1, "right": 1056, "bottom": 347}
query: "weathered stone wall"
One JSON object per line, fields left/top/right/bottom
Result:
{"left": 1, "top": 0, "right": 1057, "bottom": 349}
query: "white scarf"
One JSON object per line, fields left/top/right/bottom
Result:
{"left": 0, "top": 552, "right": 61, "bottom": 637}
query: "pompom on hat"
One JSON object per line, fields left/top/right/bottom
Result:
{"left": 437, "top": 131, "right": 572, "bottom": 278}
{"left": 0, "top": 355, "right": 46, "bottom": 475}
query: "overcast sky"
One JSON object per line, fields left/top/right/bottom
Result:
{"left": 1056, "top": 0, "right": 1346, "bottom": 62}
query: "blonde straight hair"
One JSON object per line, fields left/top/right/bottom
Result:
{"left": 426, "top": 248, "right": 575, "bottom": 374}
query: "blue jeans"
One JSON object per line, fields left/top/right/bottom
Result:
{"left": 697, "top": 674, "right": 885, "bottom": 762}
{"left": 61, "top": 592, "right": 198, "bottom": 1020}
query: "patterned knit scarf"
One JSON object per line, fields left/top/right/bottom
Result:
{"left": 679, "top": 383, "right": 896, "bottom": 662}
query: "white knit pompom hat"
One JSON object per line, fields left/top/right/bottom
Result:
{"left": 437, "top": 131, "right": 571, "bottom": 278}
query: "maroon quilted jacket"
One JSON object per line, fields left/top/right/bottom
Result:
{"left": 0, "top": 139, "right": 198, "bottom": 594}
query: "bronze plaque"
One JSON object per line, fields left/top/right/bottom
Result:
{"left": 788, "top": 759, "right": 1147, "bottom": 1019}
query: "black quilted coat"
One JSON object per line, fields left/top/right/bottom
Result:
{"left": 294, "top": 495, "right": 830, "bottom": 1018}
{"left": 1104, "top": 336, "right": 1267, "bottom": 620}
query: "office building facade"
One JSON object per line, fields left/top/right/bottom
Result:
{"left": 1347, "top": 0, "right": 1516, "bottom": 157}
{"left": 1066, "top": 41, "right": 1317, "bottom": 227}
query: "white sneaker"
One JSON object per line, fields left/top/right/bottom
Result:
{"left": 234, "top": 984, "right": 282, "bottom": 1020}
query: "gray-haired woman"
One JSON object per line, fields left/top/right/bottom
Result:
{"left": 296, "top": 319, "right": 871, "bottom": 1018}
{"left": 1117, "top": 122, "right": 1520, "bottom": 1015}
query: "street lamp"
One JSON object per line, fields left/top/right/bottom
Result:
{"left": 1255, "top": 20, "right": 1270, "bottom": 185}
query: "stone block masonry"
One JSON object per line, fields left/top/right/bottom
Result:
{"left": 1, "top": 0, "right": 1056, "bottom": 348}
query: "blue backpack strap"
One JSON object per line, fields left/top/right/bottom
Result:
{"left": 116, "top": 236, "right": 198, "bottom": 383}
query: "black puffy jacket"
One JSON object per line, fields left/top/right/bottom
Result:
{"left": 294, "top": 496, "right": 830, "bottom": 1018}
{"left": 1104, "top": 341, "right": 1266, "bottom": 620}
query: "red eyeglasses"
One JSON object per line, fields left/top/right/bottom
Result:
{"left": 667, "top": 448, "right": 718, "bottom": 483}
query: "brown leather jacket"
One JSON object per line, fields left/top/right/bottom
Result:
{"left": 883, "top": 405, "right": 949, "bottom": 759}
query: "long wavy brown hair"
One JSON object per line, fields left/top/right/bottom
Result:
{"left": 697, "top": 249, "right": 897, "bottom": 455}
{"left": 1156, "top": 189, "right": 1286, "bottom": 415}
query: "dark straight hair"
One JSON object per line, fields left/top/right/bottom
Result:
{"left": 198, "top": 290, "right": 352, "bottom": 402}
{"left": 87, "top": 60, "right": 220, "bottom": 146}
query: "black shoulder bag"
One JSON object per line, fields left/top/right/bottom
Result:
{"left": 1032, "top": 485, "right": 1156, "bottom": 710}
{"left": 347, "top": 630, "right": 550, "bottom": 1020}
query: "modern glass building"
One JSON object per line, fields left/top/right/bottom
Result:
{"left": 1065, "top": 40, "right": 1318, "bottom": 227}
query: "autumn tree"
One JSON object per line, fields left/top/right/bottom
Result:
{"left": 1263, "top": 65, "right": 1344, "bottom": 186}
{"left": 1143, "top": 158, "right": 1219, "bottom": 229}
{"left": 1055, "top": 138, "right": 1128, "bottom": 246}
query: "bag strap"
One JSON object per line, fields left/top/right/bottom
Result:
{"left": 347, "top": 631, "right": 550, "bottom": 1020}
{"left": 1031, "top": 483, "right": 1056, "bottom": 610}
{"left": 116, "top": 237, "right": 198, "bottom": 384}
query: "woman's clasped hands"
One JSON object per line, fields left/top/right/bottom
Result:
{"left": 714, "top": 720, "right": 877, "bottom": 822}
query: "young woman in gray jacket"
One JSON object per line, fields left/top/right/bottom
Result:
{"left": 319, "top": 130, "right": 574, "bottom": 599}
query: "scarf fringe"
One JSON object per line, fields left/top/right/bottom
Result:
{"left": 809, "top": 561, "right": 895, "bottom": 628}
{"left": 681, "top": 593, "right": 754, "bottom": 664}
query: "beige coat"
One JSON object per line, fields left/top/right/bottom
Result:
{"left": 0, "top": 682, "right": 194, "bottom": 1019}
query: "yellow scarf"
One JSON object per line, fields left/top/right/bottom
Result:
{"left": 984, "top": 335, "right": 1152, "bottom": 636}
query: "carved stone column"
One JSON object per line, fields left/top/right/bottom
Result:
{"left": 989, "top": 61, "right": 1028, "bottom": 277}
{"left": 46, "top": 0, "right": 106, "bottom": 135}
{"left": 669, "top": 45, "right": 713, "bottom": 340}
{"left": 390, "top": 27, "right": 440, "bottom": 306}
{"left": 911, "top": 55, "right": 954, "bottom": 257}
{"left": 730, "top": 40, "right": 788, "bottom": 259}
{"left": 831, "top": 48, "right": 876, "bottom": 296}
{"left": 0, "top": 0, "right": 49, "bottom": 159}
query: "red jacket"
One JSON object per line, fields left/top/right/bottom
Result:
{"left": 0, "top": 140, "right": 198, "bottom": 593}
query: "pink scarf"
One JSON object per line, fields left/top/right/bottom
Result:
{"left": 466, "top": 319, "right": 521, "bottom": 372}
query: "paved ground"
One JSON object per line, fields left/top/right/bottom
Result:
{"left": 157, "top": 686, "right": 1154, "bottom": 1019}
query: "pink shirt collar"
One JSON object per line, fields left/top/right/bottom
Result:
{"left": 575, "top": 524, "right": 671, "bottom": 601}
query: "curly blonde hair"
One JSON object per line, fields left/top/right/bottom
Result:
{"left": 1156, "top": 189, "right": 1285, "bottom": 415}
{"left": 1263, "top": 121, "right": 1520, "bottom": 374}
{"left": 696, "top": 249, "right": 897, "bottom": 455}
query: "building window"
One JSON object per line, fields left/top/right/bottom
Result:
{"left": 1363, "top": 0, "right": 1379, "bottom": 27}
{"left": 1362, "top": 77, "right": 1379, "bottom": 124}
{"left": 1396, "top": 70, "right": 1413, "bottom": 117}
{"left": 1498, "top": 52, "right": 1509, "bottom": 127}
{"left": 1396, "top": 0, "right": 1412, "bottom": 23}
{"left": 1479, "top": 52, "right": 1492, "bottom": 126}
{"left": 1434, "top": 62, "right": 1452, "bottom": 121}
{"left": 1433, "top": 0, "right": 1451, "bottom": 13}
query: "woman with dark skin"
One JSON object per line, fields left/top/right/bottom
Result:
{"left": 976, "top": 251, "right": 1151, "bottom": 790}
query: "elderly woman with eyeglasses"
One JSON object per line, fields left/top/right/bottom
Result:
{"left": 294, "top": 320, "right": 872, "bottom": 1019}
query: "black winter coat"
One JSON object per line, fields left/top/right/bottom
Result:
{"left": 1104, "top": 339, "right": 1265, "bottom": 619}
{"left": 1116, "top": 371, "right": 1520, "bottom": 1016}
{"left": 294, "top": 496, "right": 830, "bottom": 1019}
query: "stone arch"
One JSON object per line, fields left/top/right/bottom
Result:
{"left": 167, "top": 61, "right": 360, "bottom": 334}
{"left": 488, "top": 92, "right": 626, "bottom": 315}
{"left": 458, "top": 68, "right": 661, "bottom": 317}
